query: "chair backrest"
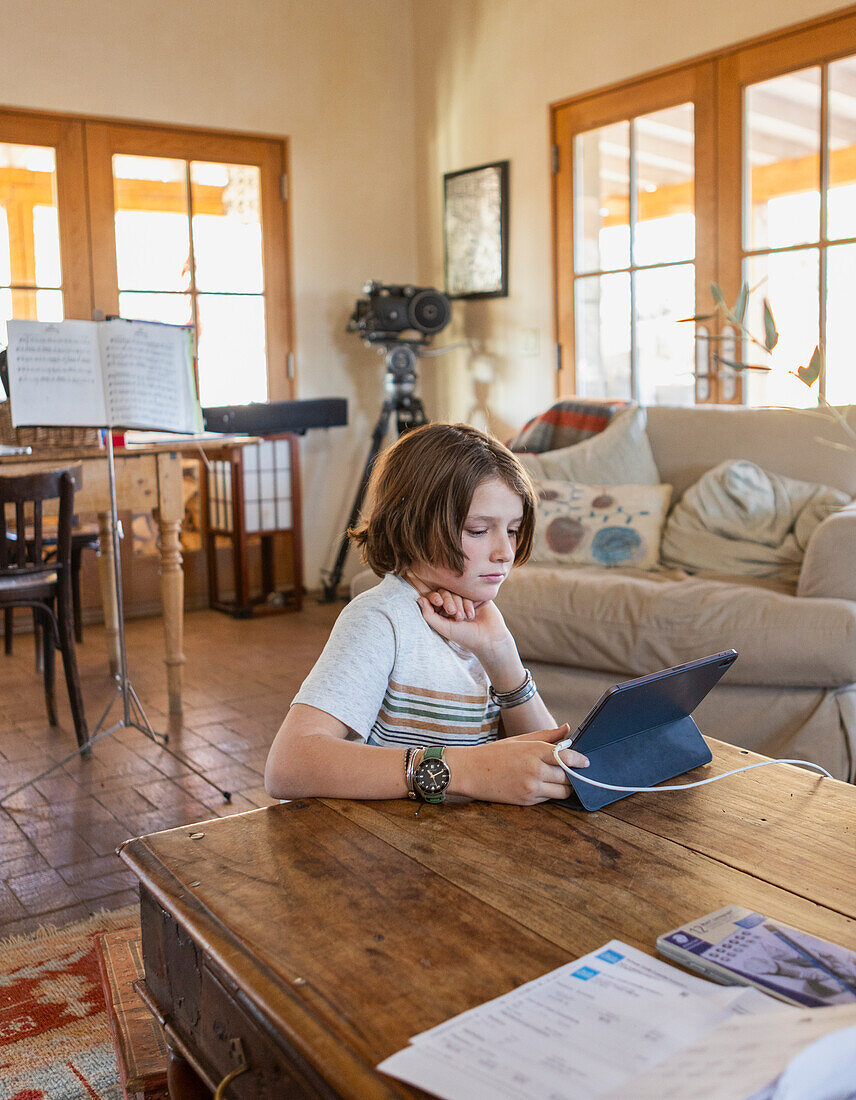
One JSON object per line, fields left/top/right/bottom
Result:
{"left": 0, "top": 466, "right": 81, "bottom": 573}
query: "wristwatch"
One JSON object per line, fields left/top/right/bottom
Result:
{"left": 412, "top": 746, "right": 451, "bottom": 804}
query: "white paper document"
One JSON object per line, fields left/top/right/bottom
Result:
{"left": 608, "top": 1004, "right": 856, "bottom": 1099}
{"left": 6, "top": 318, "right": 200, "bottom": 433}
{"left": 378, "top": 941, "right": 786, "bottom": 1100}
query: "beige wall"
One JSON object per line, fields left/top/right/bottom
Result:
{"left": 411, "top": 0, "right": 849, "bottom": 439}
{"left": 0, "top": 0, "right": 419, "bottom": 587}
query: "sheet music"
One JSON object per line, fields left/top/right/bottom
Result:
{"left": 6, "top": 320, "right": 106, "bottom": 427}
{"left": 98, "top": 319, "right": 198, "bottom": 433}
{"left": 5, "top": 318, "right": 199, "bottom": 433}
{"left": 378, "top": 941, "right": 786, "bottom": 1100}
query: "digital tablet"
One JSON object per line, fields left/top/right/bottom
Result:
{"left": 555, "top": 649, "right": 738, "bottom": 811}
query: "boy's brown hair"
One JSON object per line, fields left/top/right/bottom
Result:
{"left": 349, "top": 422, "right": 537, "bottom": 576}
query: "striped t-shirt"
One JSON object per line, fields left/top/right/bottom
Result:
{"left": 292, "top": 573, "right": 501, "bottom": 748}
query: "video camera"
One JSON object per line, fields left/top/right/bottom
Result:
{"left": 347, "top": 281, "right": 451, "bottom": 344}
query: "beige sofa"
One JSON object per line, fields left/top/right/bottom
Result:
{"left": 497, "top": 405, "right": 856, "bottom": 781}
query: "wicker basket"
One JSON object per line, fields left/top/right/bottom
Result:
{"left": 0, "top": 398, "right": 101, "bottom": 450}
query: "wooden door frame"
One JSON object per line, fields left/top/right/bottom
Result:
{"left": 0, "top": 109, "right": 93, "bottom": 323}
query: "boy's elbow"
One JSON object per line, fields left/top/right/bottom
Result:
{"left": 264, "top": 744, "right": 299, "bottom": 800}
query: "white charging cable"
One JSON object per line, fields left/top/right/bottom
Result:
{"left": 552, "top": 746, "right": 833, "bottom": 792}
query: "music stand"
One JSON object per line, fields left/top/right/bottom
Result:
{"left": 0, "top": 320, "right": 231, "bottom": 806}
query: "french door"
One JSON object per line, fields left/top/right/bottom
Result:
{"left": 0, "top": 110, "right": 294, "bottom": 407}
{"left": 553, "top": 7, "right": 856, "bottom": 407}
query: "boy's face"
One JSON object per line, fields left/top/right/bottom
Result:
{"left": 415, "top": 476, "right": 523, "bottom": 603}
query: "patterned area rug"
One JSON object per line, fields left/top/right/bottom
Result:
{"left": 0, "top": 905, "right": 138, "bottom": 1100}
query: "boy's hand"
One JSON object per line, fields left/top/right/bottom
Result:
{"left": 447, "top": 724, "right": 589, "bottom": 805}
{"left": 416, "top": 588, "right": 510, "bottom": 657}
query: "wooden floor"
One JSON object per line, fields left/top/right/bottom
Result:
{"left": 0, "top": 599, "right": 342, "bottom": 937}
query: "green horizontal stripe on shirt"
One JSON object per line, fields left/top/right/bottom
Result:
{"left": 384, "top": 690, "right": 490, "bottom": 715}
{"left": 381, "top": 699, "right": 492, "bottom": 725}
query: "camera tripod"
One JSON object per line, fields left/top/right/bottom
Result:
{"left": 321, "top": 343, "right": 427, "bottom": 601}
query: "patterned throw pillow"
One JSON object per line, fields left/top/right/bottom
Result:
{"left": 532, "top": 480, "right": 672, "bottom": 570}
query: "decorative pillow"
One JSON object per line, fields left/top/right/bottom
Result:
{"left": 532, "top": 480, "right": 673, "bottom": 570}
{"left": 661, "top": 459, "right": 850, "bottom": 581}
{"left": 516, "top": 407, "right": 661, "bottom": 486}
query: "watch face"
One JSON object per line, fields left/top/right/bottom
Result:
{"left": 414, "top": 758, "right": 451, "bottom": 794}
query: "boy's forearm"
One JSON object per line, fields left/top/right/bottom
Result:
{"left": 265, "top": 735, "right": 410, "bottom": 800}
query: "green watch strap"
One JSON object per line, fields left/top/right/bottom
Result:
{"left": 416, "top": 745, "right": 449, "bottom": 804}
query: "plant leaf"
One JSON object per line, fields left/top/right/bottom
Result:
{"left": 796, "top": 346, "right": 821, "bottom": 387}
{"left": 763, "top": 298, "right": 778, "bottom": 351}
{"left": 713, "top": 353, "right": 773, "bottom": 373}
{"left": 734, "top": 281, "right": 749, "bottom": 325}
{"left": 710, "top": 282, "right": 725, "bottom": 305}
{"left": 677, "top": 312, "right": 716, "bottom": 323}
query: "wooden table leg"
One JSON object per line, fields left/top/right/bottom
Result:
{"left": 167, "top": 1043, "right": 212, "bottom": 1100}
{"left": 96, "top": 510, "right": 120, "bottom": 677}
{"left": 156, "top": 452, "right": 185, "bottom": 715}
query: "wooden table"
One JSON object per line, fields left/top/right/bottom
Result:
{"left": 118, "top": 740, "right": 856, "bottom": 1098}
{"left": 1, "top": 444, "right": 185, "bottom": 712}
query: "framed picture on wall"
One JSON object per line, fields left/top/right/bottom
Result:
{"left": 443, "top": 160, "right": 509, "bottom": 299}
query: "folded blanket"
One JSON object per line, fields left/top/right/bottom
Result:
{"left": 661, "top": 459, "right": 850, "bottom": 581}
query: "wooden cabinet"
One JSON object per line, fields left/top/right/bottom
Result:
{"left": 200, "top": 435, "right": 303, "bottom": 617}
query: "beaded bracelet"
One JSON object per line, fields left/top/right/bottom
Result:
{"left": 404, "top": 746, "right": 422, "bottom": 800}
{"left": 489, "top": 669, "right": 538, "bottom": 709}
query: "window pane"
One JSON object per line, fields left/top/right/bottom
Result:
{"left": 635, "top": 264, "right": 695, "bottom": 405}
{"left": 190, "top": 162, "right": 264, "bottom": 293}
{"left": 118, "top": 291, "right": 192, "bottom": 326}
{"left": 826, "top": 242, "right": 856, "bottom": 404}
{"left": 745, "top": 69, "right": 821, "bottom": 251}
{"left": 0, "top": 143, "right": 60, "bottom": 289}
{"left": 633, "top": 103, "right": 694, "bottom": 266}
{"left": 196, "top": 294, "right": 267, "bottom": 407}
{"left": 574, "top": 272, "right": 631, "bottom": 399}
{"left": 574, "top": 122, "right": 630, "bottom": 273}
{"left": 33, "top": 205, "right": 61, "bottom": 288}
{"left": 744, "top": 249, "right": 819, "bottom": 407}
{"left": 0, "top": 204, "right": 10, "bottom": 286}
{"left": 827, "top": 56, "right": 856, "bottom": 241}
{"left": 112, "top": 155, "right": 191, "bottom": 291}
{"left": 0, "top": 287, "right": 64, "bottom": 347}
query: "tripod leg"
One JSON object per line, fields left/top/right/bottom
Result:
{"left": 321, "top": 401, "right": 393, "bottom": 601}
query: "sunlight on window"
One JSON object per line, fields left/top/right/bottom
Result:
{"left": 745, "top": 244, "right": 819, "bottom": 409}
{"left": 33, "top": 206, "right": 61, "bottom": 288}
{"left": 197, "top": 294, "right": 267, "bottom": 407}
{"left": 0, "top": 205, "right": 10, "bottom": 286}
{"left": 109, "top": 154, "right": 268, "bottom": 406}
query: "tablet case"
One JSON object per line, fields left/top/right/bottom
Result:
{"left": 555, "top": 650, "right": 738, "bottom": 811}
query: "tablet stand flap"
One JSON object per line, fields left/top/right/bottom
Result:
{"left": 568, "top": 715, "right": 712, "bottom": 811}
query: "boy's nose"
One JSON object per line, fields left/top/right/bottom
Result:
{"left": 491, "top": 534, "right": 513, "bottom": 560}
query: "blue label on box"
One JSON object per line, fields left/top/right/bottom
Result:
{"left": 572, "top": 967, "right": 599, "bottom": 980}
{"left": 597, "top": 950, "right": 624, "bottom": 964}
{"left": 735, "top": 913, "right": 765, "bottom": 929}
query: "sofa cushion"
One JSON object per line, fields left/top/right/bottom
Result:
{"left": 495, "top": 564, "right": 856, "bottom": 687}
{"left": 532, "top": 480, "right": 671, "bottom": 571}
{"left": 516, "top": 407, "right": 660, "bottom": 486}
{"left": 661, "top": 459, "right": 849, "bottom": 582}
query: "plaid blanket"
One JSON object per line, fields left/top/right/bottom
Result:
{"left": 508, "top": 398, "right": 629, "bottom": 455}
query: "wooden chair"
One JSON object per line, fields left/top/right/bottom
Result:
{"left": 0, "top": 467, "right": 88, "bottom": 748}
{"left": 3, "top": 526, "right": 100, "bottom": 653}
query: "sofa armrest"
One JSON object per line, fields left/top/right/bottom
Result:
{"left": 798, "top": 500, "right": 856, "bottom": 600}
